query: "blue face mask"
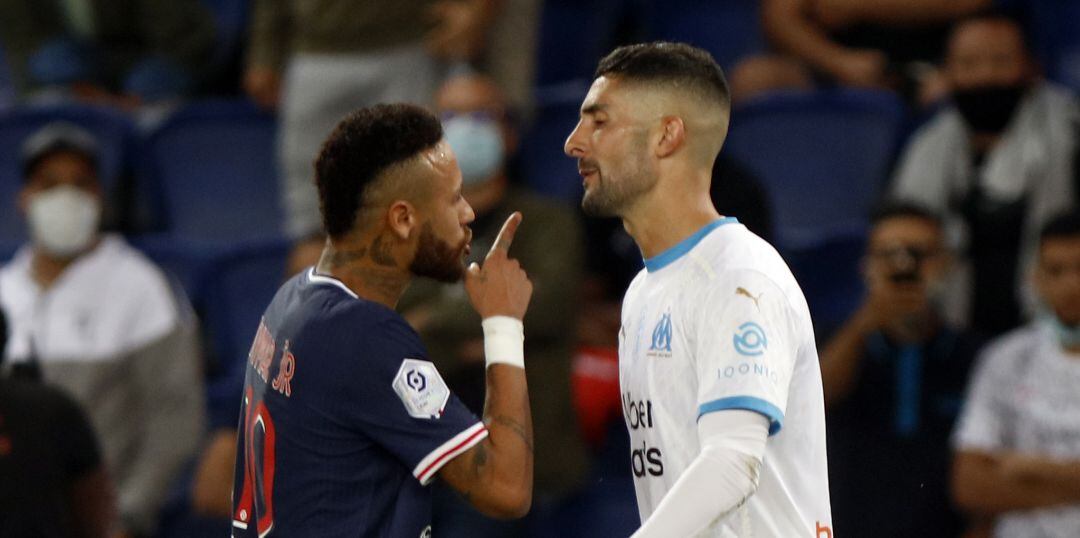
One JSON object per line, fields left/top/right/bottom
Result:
{"left": 442, "top": 114, "right": 504, "bottom": 185}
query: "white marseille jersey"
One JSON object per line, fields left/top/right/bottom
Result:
{"left": 619, "top": 218, "right": 832, "bottom": 537}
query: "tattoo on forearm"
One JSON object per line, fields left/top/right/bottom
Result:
{"left": 491, "top": 415, "right": 533, "bottom": 451}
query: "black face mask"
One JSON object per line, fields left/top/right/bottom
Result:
{"left": 952, "top": 84, "right": 1028, "bottom": 134}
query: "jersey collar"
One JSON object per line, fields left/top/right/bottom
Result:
{"left": 306, "top": 268, "right": 359, "bottom": 299}
{"left": 643, "top": 217, "right": 738, "bottom": 273}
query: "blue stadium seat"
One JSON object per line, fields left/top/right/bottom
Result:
{"left": 784, "top": 229, "right": 866, "bottom": 338}
{"left": 722, "top": 89, "right": 905, "bottom": 250}
{"left": 536, "top": 0, "right": 626, "bottom": 85}
{"left": 200, "top": 239, "right": 288, "bottom": 433}
{"left": 0, "top": 104, "right": 134, "bottom": 244}
{"left": 520, "top": 81, "right": 589, "bottom": 202}
{"left": 200, "top": 239, "right": 290, "bottom": 387}
{"left": 130, "top": 235, "right": 219, "bottom": 305}
{"left": 640, "top": 0, "right": 765, "bottom": 74}
{"left": 1022, "top": 0, "right": 1080, "bottom": 81}
{"left": 141, "top": 100, "right": 283, "bottom": 245}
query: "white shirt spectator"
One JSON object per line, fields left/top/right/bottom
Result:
{"left": 954, "top": 322, "right": 1080, "bottom": 537}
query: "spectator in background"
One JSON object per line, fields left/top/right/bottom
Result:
{"left": 952, "top": 212, "right": 1080, "bottom": 537}
{"left": 0, "top": 301, "right": 116, "bottom": 537}
{"left": 891, "top": 12, "right": 1080, "bottom": 337}
{"left": 0, "top": 123, "right": 204, "bottom": 538}
{"left": 398, "top": 72, "right": 588, "bottom": 537}
{"left": 733, "top": 0, "right": 996, "bottom": 104}
{"left": 0, "top": 0, "right": 215, "bottom": 105}
{"left": 820, "top": 203, "right": 984, "bottom": 538}
{"left": 244, "top": 0, "right": 538, "bottom": 273}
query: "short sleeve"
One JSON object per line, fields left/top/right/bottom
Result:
{"left": 336, "top": 316, "right": 487, "bottom": 485}
{"left": 693, "top": 270, "right": 796, "bottom": 436}
{"left": 952, "top": 348, "right": 1015, "bottom": 452}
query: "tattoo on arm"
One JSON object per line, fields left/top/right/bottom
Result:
{"left": 471, "top": 441, "right": 489, "bottom": 478}
{"left": 490, "top": 415, "right": 533, "bottom": 451}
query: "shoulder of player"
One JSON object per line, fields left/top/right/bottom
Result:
{"left": 696, "top": 225, "right": 786, "bottom": 271}
{"left": 320, "top": 300, "right": 422, "bottom": 346}
{"left": 707, "top": 266, "right": 790, "bottom": 302}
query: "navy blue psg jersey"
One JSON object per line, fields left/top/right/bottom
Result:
{"left": 231, "top": 269, "right": 487, "bottom": 538}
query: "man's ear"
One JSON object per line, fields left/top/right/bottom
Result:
{"left": 386, "top": 200, "right": 418, "bottom": 240}
{"left": 655, "top": 116, "right": 686, "bottom": 159}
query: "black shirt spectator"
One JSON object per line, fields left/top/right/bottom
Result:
{"left": 0, "top": 307, "right": 114, "bottom": 538}
{"left": 827, "top": 328, "right": 984, "bottom": 537}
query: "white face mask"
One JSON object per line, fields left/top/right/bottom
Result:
{"left": 27, "top": 185, "right": 101, "bottom": 258}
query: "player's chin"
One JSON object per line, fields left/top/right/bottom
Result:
{"left": 423, "top": 263, "right": 465, "bottom": 284}
{"left": 581, "top": 191, "right": 616, "bottom": 218}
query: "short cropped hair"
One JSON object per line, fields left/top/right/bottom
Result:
{"left": 1040, "top": 212, "right": 1080, "bottom": 245}
{"left": 595, "top": 42, "right": 730, "bottom": 110}
{"left": 315, "top": 103, "right": 444, "bottom": 238}
{"left": 869, "top": 201, "right": 944, "bottom": 229}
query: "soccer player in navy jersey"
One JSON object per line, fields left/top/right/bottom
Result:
{"left": 231, "top": 103, "right": 534, "bottom": 537}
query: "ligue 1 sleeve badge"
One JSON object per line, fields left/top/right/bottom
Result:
{"left": 393, "top": 359, "right": 451, "bottom": 419}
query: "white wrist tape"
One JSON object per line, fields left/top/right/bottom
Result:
{"left": 482, "top": 316, "right": 525, "bottom": 369}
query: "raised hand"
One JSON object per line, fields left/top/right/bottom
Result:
{"left": 465, "top": 212, "right": 533, "bottom": 320}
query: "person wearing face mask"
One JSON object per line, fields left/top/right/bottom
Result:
{"left": 890, "top": 11, "right": 1080, "bottom": 338}
{"left": 398, "top": 72, "right": 589, "bottom": 537}
{"left": 952, "top": 211, "right": 1080, "bottom": 538}
{"left": 819, "top": 202, "right": 987, "bottom": 538}
{"left": 0, "top": 122, "right": 205, "bottom": 538}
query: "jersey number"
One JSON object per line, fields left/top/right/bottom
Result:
{"left": 234, "top": 387, "right": 277, "bottom": 536}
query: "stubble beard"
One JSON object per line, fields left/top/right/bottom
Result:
{"left": 410, "top": 222, "right": 469, "bottom": 283}
{"left": 580, "top": 138, "right": 655, "bottom": 218}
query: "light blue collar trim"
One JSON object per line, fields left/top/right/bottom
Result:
{"left": 643, "top": 217, "right": 738, "bottom": 273}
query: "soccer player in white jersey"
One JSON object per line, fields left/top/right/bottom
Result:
{"left": 564, "top": 42, "right": 833, "bottom": 537}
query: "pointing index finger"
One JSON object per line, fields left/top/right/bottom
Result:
{"left": 489, "top": 212, "right": 522, "bottom": 257}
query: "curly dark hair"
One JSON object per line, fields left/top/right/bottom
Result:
{"left": 315, "top": 103, "right": 444, "bottom": 238}
{"left": 595, "top": 42, "right": 730, "bottom": 110}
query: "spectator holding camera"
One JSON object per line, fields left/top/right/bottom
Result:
{"left": 821, "top": 202, "right": 985, "bottom": 538}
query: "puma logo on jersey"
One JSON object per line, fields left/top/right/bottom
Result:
{"left": 736, "top": 287, "right": 763, "bottom": 309}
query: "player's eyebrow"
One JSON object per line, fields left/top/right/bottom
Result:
{"left": 581, "top": 103, "right": 608, "bottom": 116}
